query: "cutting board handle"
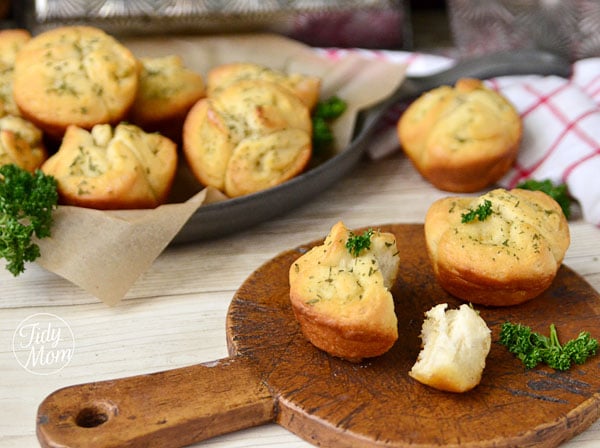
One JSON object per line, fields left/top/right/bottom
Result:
{"left": 36, "top": 355, "right": 275, "bottom": 448}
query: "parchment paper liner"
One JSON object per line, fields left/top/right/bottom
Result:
{"left": 35, "top": 33, "right": 406, "bottom": 305}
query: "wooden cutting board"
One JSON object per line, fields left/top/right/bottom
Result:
{"left": 37, "top": 224, "right": 600, "bottom": 448}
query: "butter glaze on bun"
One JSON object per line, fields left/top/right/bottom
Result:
{"left": 424, "top": 188, "right": 570, "bottom": 306}
{"left": 207, "top": 62, "right": 321, "bottom": 110}
{"left": 129, "top": 55, "right": 205, "bottom": 137}
{"left": 41, "top": 123, "right": 177, "bottom": 209}
{"left": 289, "top": 221, "right": 400, "bottom": 362}
{"left": 398, "top": 78, "right": 522, "bottom": 193}
{"left": 183, "top": 79, "right": 312, "bottom": 197}
{"left": 0, "top": 115, "right": 46, "bottom": 172}
{"left": 13, "top": 26, "right": 140, "bottom": 138}
{"left": 0, "top": 29, "right": 31, "bottom": 117}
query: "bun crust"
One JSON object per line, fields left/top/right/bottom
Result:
{"left": 424, "top": 188, "right": 570, "bottom": 306}
{"left": 13, "top": 26, "right": 140, "bottom": 138}
{"left": 41, "top": 123, "right": 177, "bottom": 209}
{"left": 398, "top": 78, "right": 522, "bottom": 192}
{"left": 0, "top": 29, "right": 31, "bottom": 117}
{"left": 183, "top": 79, "right": 312, "bottom": 197}
{"left": 409, "top": 303, "right": 491, "bottom": 393}
{"left": 0, "top": 115, "right": 46, "bottom": 171}
{"left": 207, "top": 62, "right": 321, "bottom": 110}
{"left": 289, "top": 221, "right": 400, "bottom": 362}
{"left": 129, "top": 55, "right": 205, "bottom": 138}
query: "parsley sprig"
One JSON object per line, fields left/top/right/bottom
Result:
{"left": 516, "top": 179, "right": 571, "bottom": 219}
{"left": 0, "top": 164, "right": 58, "bottom": 276}
{"left": 499, "top": 321, "right": 599, "bottom": 371}
{"left": 461, "top": 199, "right": 493, "bottom": 223}
{"left": 345, "top": 228, "right": 374, "bottom": 257}
{"left": 312, "top": 96, "right": 347, "bottom": 155}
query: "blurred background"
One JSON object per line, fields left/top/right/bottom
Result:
{"left": 2, "top": 1, "right": 600, "bottom": 61}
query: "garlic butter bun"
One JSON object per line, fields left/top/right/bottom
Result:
{"left": 129, "top": 55, "right": 205, "bottom": 135}
{"left": 289, "top": 221, "right": 400, "bottom": 362}
{"left": 424, "top": 188, "right": 570, "bottom": 306}
{"left": 207, "top": 62, "right": 321, "bottom": 110}
{"left": 0, "top": 29, "right": 31, "bottom": 117}
{"left": 398, "top": 78, "right": 522, "bottom": 193}
{"left": 409, "top": 303, "right": 491, "bottom": 393}
{"left": 13, "top": 26, "right": 140, "bottom": 138}
{"left": 41, "top": 123, "right": 177, "bottom": 209}
{"left": 183, "top": 79, "right": 312, "bottom": 198}
{"left": 0, "top": 115, "right": 46, "bottom": 171}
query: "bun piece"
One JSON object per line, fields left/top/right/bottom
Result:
{"left": 289, "top": 221, "right": 400, "bottom": 362}
{"left": 0, "top": 29, "right": 31, "bottom": 117}
{"left": 0, "top": 115, "right": 46, "bottom": 171}
{"left": 409, "top": 303, "right": 491, "bottom": 393}
{"left": 13, "top": 26, "right": 140, "bottom": 138}
{"left": 398, "top": 78, "right": 522, "bottom": 192}
{"left": 183, "top": 79, "right": 312, "bottom": 198}
{"left": 41, "top": 123, "right": 177, "bottom": 209}
{"left": 425, "top": 188, "right": 570, "bottom": 306}
{"left": 207, "top": 62, "right": 321, "bottom": 110}
{"left": 129, "top": 55, "right": 205, "bottom": 137}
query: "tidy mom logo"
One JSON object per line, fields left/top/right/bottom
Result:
{"left": 12, "top": 313, "right": 75, "bottom": 375}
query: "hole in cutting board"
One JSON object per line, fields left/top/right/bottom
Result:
{"left": 75, "top": 402, "right": 114, "bottom": 428}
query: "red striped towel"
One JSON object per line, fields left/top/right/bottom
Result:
{"left": 489, "top": 63, "right": 600, "bottom": 225}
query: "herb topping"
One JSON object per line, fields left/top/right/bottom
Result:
{"left": 461, "top": 199, "right": 493, "bottom": 223}
{"left": 345, "top": 228, "right": 374, "bottom": 257}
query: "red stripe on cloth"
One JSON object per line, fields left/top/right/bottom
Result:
{"left": 404, "top": 52, "right": 422, "bottom": 66}
{"left": 563, "top": 149, "right": 600, "bottom": 182}
{"left": 588, "top": 83, "right": 600, "bottom": 100}
{"left": 486, "top": 78, "right": 501, "bottom": 91}
{"left": 322, "top": 48, "right": 345, "bottom": 60}
{"left": 507, "top": 83, "right": 573, "bottom": 185}
{"left": 519, "top": 82, "right": 571, "bottom": 118}
{"left": 508, "top": 98, "right": 599, "bottom": 187}
{"left": 574, "top": 66, "right": 600, "bottom": 95}
{"left": 562, "top": 109, "right": 600, "bottom": 151}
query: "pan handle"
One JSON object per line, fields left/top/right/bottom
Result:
{"left": 36, "top": 356, "right": 275, "bottom": 448}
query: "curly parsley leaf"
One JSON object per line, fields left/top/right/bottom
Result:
{"left": 461, "top": 199, "right": 493, "bottom": 223}
{"left": 346, "top": 228, "right": 374, "bottom": 257}
{"left": 0, "top": 164, "right": 58, "bottom": 276}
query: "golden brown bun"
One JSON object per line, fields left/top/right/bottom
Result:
{"left": 207, "top": 62, "right": 321, "bottom": 110}
{"left": 409, "top": 303, "right": 491, "bottom": 393}
{"left": 398, "top": 78, "right": 522, "bottom": 193}
{"left": 289, "top": 221, "right": 400, "bottom": 362}
{"left": 0, "top": 29, "right": 31, "bottom": 117}
{"left": 13, "top": 26, "right": 140, "bottom": 138}
{"left": 183, "top": 79, "right": 312, "bottom": 198}
{"left": 129, "top": 55, "right": 205, "bottom": 139}
{"left": 424, "top": 188, "right": 570, "bottom": 306}
{"left": 0, "top": 115, "right": 46, "bottom": 171}
{"left": 41, "top": 123, "right": 177, "bottom": 209}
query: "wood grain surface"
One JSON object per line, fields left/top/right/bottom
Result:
{"left": 36, "top": 224, "right": 600, "bottom": 448}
